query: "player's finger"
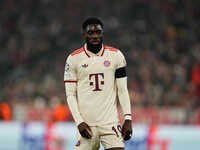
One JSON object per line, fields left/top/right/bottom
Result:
{"left": 80, "top": 129, "right": 87, "bottom": 137}
{"left": 124, "top": 135, "right": 131, "bottom": 140}
{"left": 86, "top": 125, "right": 92, "bottom": 134}
{"left": 81, "top": 132, "right": 88, "bottom": 138}
{"left": 81, "top": 129, "right": 92, "bottom": 139}
{"left": 124, "top": 131, "right": 132, "bottom": 140}
{"left": 85, "top": 124, "right": 92, "bottom": 137}
{"left": 85, "top": 124, "right": 92, "bottom": 131}
{"left": 86, "top": 128, "right": 92, "bottom": 137}
{"left": 121, "top": 128, "right": 126, "bottom": 137}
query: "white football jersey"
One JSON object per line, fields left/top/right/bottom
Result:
{"left": 64, "top": 44, "right": 126, "bottom": 126}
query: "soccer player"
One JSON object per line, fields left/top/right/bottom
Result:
{"left": 64, "top": 17, "right": 132, "bottom": 150}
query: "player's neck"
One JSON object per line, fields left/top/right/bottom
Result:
{"left": 87, "top": 43, "right": 102, "bottom": 54}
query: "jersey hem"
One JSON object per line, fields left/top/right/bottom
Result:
{"left": 64, "top": 80, "right": 77, "bottom": 82}
{"left": 87, "top": 121, "right": 120, "bottom": 127}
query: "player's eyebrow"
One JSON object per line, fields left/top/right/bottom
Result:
{"left": 86, "top": 24, "right": 103, "bottom": 32}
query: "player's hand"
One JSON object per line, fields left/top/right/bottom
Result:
{"left": 122, "top": 120, "right": 132, "bottom": 141}
{"left": 78, "top": 122, "right": 92, "bottom": 139}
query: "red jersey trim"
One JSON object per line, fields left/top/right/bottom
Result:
{"left": 83, "top": 47, "right": 91, "bottom": 58}
{"left": 71, "top": 48, "right": 84, "bottom": 56}
{"left": 104, "top": 46, "right": 118, "bottom": 52}
{"left": 100, "top": 46, "right": 105, "bottom": 56}
{"left": 64, "top": 80, "right": 77, "bottom": 83}
{"left": 83, "top": 45, "right": 105, "bottom": 57}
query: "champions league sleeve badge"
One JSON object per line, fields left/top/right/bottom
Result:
{"left": 65, "top": 63, "right": 70, "bottom": 72}
{"left": 64, "top": 63, "right": 71, "bottom": 79}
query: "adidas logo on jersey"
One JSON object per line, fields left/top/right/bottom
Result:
{"left": 82, "top": 64, "right": 88, "bottom": 68}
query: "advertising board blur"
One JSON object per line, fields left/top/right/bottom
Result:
{"left": 0, "top": 122, "right": 200, "bottom": 150}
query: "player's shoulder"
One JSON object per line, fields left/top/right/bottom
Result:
{"left": 104, "top": 45, "right": 125, "bottom": 57}
{"left": 104, "top": 45, "right": 119, "bottom": 53}
{"left": 70, "top": 47, "right": 84, "bottom": 56}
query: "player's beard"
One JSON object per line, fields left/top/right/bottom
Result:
{"left": 86, "top": 39, "right": 103, "bottom": 54}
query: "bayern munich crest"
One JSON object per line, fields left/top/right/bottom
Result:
{"left": 104, "top": 60, "right": 111, "bottom": 67}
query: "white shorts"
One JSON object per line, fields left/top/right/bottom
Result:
{"left": 74, "top": 123, "right": 124, "bottom": 150}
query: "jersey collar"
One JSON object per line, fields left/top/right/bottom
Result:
{"left": 83, "top": 43, "right": 105, "bottom": 58}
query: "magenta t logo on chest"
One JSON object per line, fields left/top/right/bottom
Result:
{"left": 89, "top": 73, "right": 104, "bottom": 91}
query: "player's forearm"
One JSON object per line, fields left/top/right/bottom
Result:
{"left": 116, "top": 77, "right": 132, "bottom": 120}
{"left": 65, "top": 83, "right": 84, "bottom": 125}
{"left": 66, "top": 95, "right": 84, "bottom": 125}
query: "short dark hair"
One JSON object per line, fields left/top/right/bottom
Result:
{"left": 82, "top": 17, "right": 103, "bottom": 30}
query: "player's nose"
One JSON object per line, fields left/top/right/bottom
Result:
{"left": 91, "top": 32, "right": 99, "bottom": 38}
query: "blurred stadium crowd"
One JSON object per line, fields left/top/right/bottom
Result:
{"left": 0, "top": 0, "right": 200, "bottom": 125}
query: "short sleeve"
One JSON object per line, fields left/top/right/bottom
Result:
{"left": 116, "top": 50, "right": 127, "bottom": 69}
{"left": 64, "top": 55, "right": 77, "bottom": 82}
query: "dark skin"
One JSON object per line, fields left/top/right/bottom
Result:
{"left": 78, "top": 23, "right": 132, "bottom": 150}
{"left": 83, "top": 24, "right": 103, "bottom": 54}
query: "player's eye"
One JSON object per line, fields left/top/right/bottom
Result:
{"left": 87, "top": 30, "right": 103, "bottom": 35}
{"left": 96, "top": 30, "right": 103, "bottom": 35}
{"left": 87, "top": 31, "right": 94, "bottom": 35}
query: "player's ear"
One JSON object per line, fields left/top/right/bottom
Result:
{"left": 81, "top": 30, "right": 87, "bottom": 42}
{"left": 82, "top": 32, "right": 86, "bottom": 39}
{"left": 81, "top": 28, "right": 86, "bottom": 36}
